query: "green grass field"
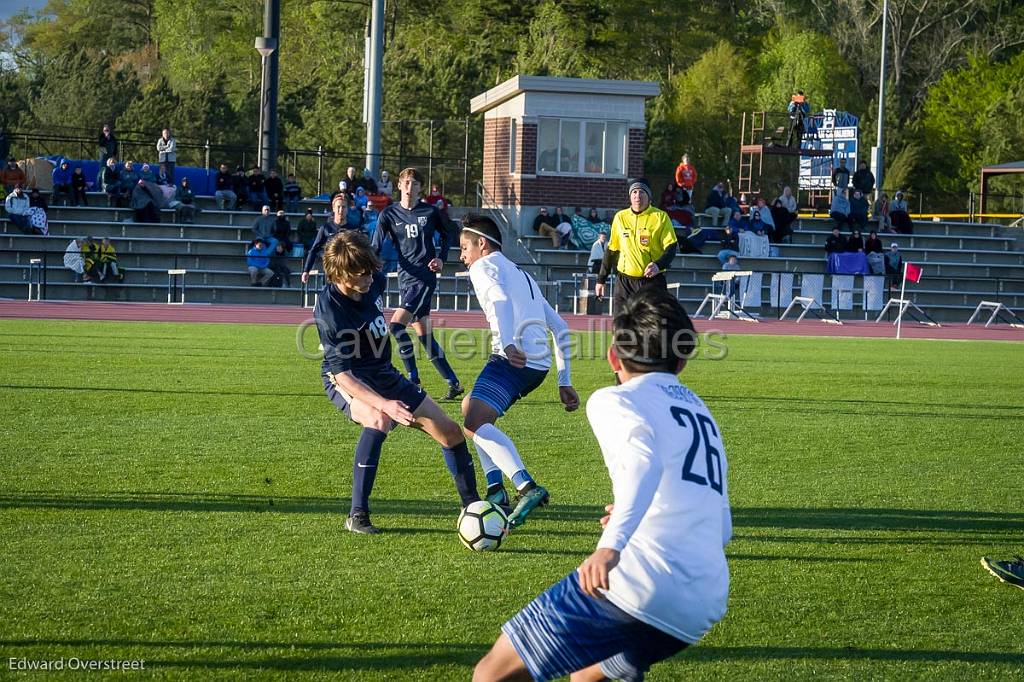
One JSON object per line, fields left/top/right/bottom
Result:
{"left": 1, "top": 319, "right": 1022, "bottom": 680}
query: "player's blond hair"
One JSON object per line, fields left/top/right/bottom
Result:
{"left": 322, "top": 230, "right": 382, "bottom": 285}
{"left": 398, "top": 167, "right": 423, "bottom": 184}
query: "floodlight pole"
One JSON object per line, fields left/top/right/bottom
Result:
{"left": 365, "top": 0, "right": 385, "bottom": 177}
{"left": 255, "top": 0, "right": 281, "bottom": 173}
{"left": 872, "top": 0, "right": 890, "bottom": 193}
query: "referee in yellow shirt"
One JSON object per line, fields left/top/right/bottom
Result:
{"left": 595, "top": 178, "right": 678, "bottom": 310}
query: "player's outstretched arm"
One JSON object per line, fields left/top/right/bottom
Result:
{"left": 541, "top": 298, "right": 575, "bottom": 408}
{"left": 330, "top": 371, "right": 414, "bottom": 426}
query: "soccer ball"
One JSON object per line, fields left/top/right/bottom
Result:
{"left": 457, "top": 500, "right": 508, "bottom": 551}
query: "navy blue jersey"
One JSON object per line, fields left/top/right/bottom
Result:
{"left": 303, "top": 220, "right": 358, "bottom": 274}
{"left": 372, "top": 201, "right": 449, "bottom": 284}
{"left": 315, "top": 273, "right": 393, "bottom": 377}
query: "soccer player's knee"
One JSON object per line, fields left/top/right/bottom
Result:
{"left": 368, "top": 413, "right": 392, "bottom": 432}
{"left": 389, "top": 321, "right": 407, "bottom": 336}
{"left": 438, "top": 417, "right": 464, "bottom": 449}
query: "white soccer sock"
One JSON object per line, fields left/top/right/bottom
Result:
{"left": 473, "top": 423, "right": 528, "bottom": 485}
{"left": 472, "top": 441, "right": 501, "bottom": 478}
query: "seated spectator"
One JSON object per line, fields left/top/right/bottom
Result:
{"left": 265, "top": 169, "right": 284, "bottom": 211}
{"left": 354, "top": 186, "right": 369, "bottom": 210}
{"left": 119, "top": 161, "right": 139, "bottom": 204}
{"left": 71, "top": 167, "right": 88, "bottom": 206}
{"left": 774, "top": 186, "right": 798, "bottom": 238}
{"left": 659, "top": 181, "right": 678, "bottom": 210}
{"left": 81, "top": 236, "right": 101, "bottom": 281}
{"left": 846, "top": 229, "right": 865, "bottom": 253}
{"left": 272, "top": 209, "right": 293, "bottom": 250}
{"left": 97, "top": 237, "right": 124, "bottom": 282}
{"left": 131, "top": 179, "right": 161, "bottom": 223}
{"left": 532, "top": 207, "right": 561, "bottom": 248}
{"left": 727, "top": 210, "right": 747, "bottom": 234}
{"left": 156, "top": 164, "right": 172, "bottom": 186}
{"left": 360, "top": 168, "right": 378, "bottom": 194}
{"left": 214, "top": 163, "right": 237, "bottom": 209}
{"left": 667, "top": 191, "right": 695, "bottom": 228}
{"left": 29, "top": 187, "right": 47, "bottom": 211}
{"left": 874, "top": 192, "right": 892, "bottom": 233}
{"left": 269, "top": 241, "right": 292, "bottom": 287}
{"left": 674, "top": 186, "right": 691, "bottom": 207}
{"left": 750, "top": 197, "right": 774, "bottom": 237}
{"left": 589, "top": 230, "right": 607, "bottom": 274}
{"left": 569, "top": 208, "right": 601, "bottom": 251}
{"left": 830, "top": 189, "right": 851, "bottom": 230}
{"left": 52, "top": 160, "right": 73, "bottom": 206}
{"left": 884, "top": 242, "right": 903, "bottom": 290}
{"left": 248, "top": 167, "right": 270, "bottom": 210}
{"left": 232, "top": 166, "right": 250, "bottom": 210}
{"left": 101, "top": 158, "right": 121, "bottom": 207}
{"left": 296, "top": 208, "right": 318, "bottom": 255}
{"left": 717, "top": 224, "right": 740, "bottom": 265}
{"left": 724, "top": 189, "right": 741, "bottom": 217}
{"left": 64, "top": 238, "right": 85, "bottom": 282}
{"left": 865, "top": 230, "right": 885, "bottom": 274}
{"left": 337, "top": 179, "right": 351, "bottom": 202}
{"left": 171, "top": 177, "right": 199, "bottom": 223}
{"left": 552, "top": 206, "right": 570, "bottom": 228}
{"left": 251, "top": 205, "right": 279, "bottom": 251}
{"left": 850, "top": 190, "right": 869, "bottom": 229}
{"left": 5, "top": 184, "right": 33, "bottom": 233}
{"left": 722, "top": 254, "right": 742, "bottom": 299}
{"left": 27, "top": 188, "right": 49, "bottom": 235}
{"left": 425, "top": 183, "right": 449, "bottom": 211}
{"left": 246, "top": 238, "right": 274, "bottom": 286}
{"left": 825, "top": 226, "right": 847, "bottom": 255}
{"left": 1, "top": 158, "right": 26, "bottom": 192}
{"left": 890, "top": 191, "right": 913, "bottom": 234}
{"left": 555, "top": 218, "right": 573, "bottom": 250}
{"left": 283, "top": 173, "right": 301, "bottom": 213}
{"left": 345, "top": 198, "right": 364, "bottom": 230}
{"left": 138, "top": 163, "right": 156, "bottom": 183}
{"left": 740, "top": 226, "right": 770, "bottom": 257}
{"left": 703, "top": 183, "right": 728, "bottom": 226}
{"left": 377, "top": 170, "right": 393, "bottom": 198}
{"left": 678, "top": 226, "right": 707, "bottom": 255}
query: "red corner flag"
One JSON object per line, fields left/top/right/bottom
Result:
{"left": 905, "top": 262, "right": 923, "bottom": 283}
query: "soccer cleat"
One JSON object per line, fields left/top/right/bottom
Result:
{"left": 485, "top": 484, "right": 512, "bottom": 515}
{"left": 345, "top": 511, "right": 381, "bottom": 535}
{"left": 443, "top": 382, "right": 464, "bottom": 401}
{"left": 981, "top": 555, "right": 1024, "bottom": 590}
{"left": 507, "top": 484, "right": 549, "bottom": 529}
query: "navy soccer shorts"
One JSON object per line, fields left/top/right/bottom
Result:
{"left": 322, "top": 367, "right": 427, "bottom": 421}
{"left": 502, "top": 572, "right": 688, "bottom": 682}
{"left": 470, "top": 355, "right": 548, "bottom": 417}
{"left": 398, "top": 278, "right": 435, "bottom": 320}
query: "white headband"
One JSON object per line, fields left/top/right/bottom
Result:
{"left": 462, "top": 227, "right": 501, "bottom": 247}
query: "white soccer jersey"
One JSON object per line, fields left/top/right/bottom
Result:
{"left": 587, "top": 372, "right": 731, "bottom": 644}
{"left": 469, "top": 252, "right": 571, "bottom": 385}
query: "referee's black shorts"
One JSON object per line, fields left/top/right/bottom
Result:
{"left": 614, "top": 272, "right": 667, "bottom": 311}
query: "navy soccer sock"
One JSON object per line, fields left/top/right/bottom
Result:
{"left": 351, "top": 428, "right": 387, "bottom": 515}
{"left": 418, "top": 332, "right": 458, "bottom": 384}
{"left": 390, "top": 322, "right": 419, "bottom": 382}
{"left": 442, "top": 440, "right": 480, "bottom": 506}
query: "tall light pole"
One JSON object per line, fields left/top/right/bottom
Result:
{"left": 872, "top": 0, "right": 890, "bottom": 193}
{"left": 365, "top": 0, "right": 384, "bottom": 177}
{"left": 255, "top": 0, "right": 280, "bottom": 173}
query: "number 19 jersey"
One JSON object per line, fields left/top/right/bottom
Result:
{"left": 373, "top": 201, "right": 448, "bottom": 285}
{"left": 587, "top": 372, "right": 731, "bottom": 644}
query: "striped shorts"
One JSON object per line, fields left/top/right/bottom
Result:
{"left": 470, "top": 355, "right": 547, "bottom": 417}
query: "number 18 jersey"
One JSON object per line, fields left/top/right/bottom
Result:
{"left": 315, "top": 273, "right": 392, "bottom": 379}
{"left": 587, "top": 372, "right": 732, "bottom": 644}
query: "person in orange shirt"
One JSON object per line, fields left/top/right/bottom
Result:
{"left": 674, "top": 154, "right": 697, "bottom": 194}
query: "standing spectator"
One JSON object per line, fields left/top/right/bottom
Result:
{"left": 51, "top": 160, "right": 73, "bottom": 206}
{"left": 831, "top": 158, "right": 850, "bottom": 191}
{"left": 246, "top": 238, "right": 274, "bottom": 286}
{"left": 1, "top": 158, "right": 26, "bottom": 192}
{"left": 283, "top": 173, "right": 301, "bottom": 213}
{"left": 776, "top": 186, "right": 798, "bottom": 223}
{"left": 231, "top": 166, "right": 249, "bottom": 210}
{"left": 97, "top": 237, "right": 124, "bottom": 282}
{"left": 703, "top": 182, "right": 728, "bottom": 226}
{"left": 214, "top": 163, "right": 236, "bottom": 209}
{"left": 717, "top": 223, "right": 740, "bottom": 265}
{"left": 830, "top": 189, "right": 851, "bottom": 230}
{"left": 589, "top": 230, "right": 607, "bottom": 274}
{"left": 269, "top": 241, "right": 292, "bottom": 287}
{"left": 850, "top": 190, "right": 869, "bottom": 229}
{"left": 852, "top": 161, "right": 875, "bottom": 197}
{"left": 875, "top": 192, "right": 892, "bottom": 233}
{"left": 845, "top": 229, "right": 865, "bottom": 253}
{"left": 296, "top": 208, "right": 318, "bottom": 255}
{"left": 131, "top": 179, "right": 161, "bottom": 223}
{"left": 774, "top": 186, "right": 798, "bottom": 240}
{"left": 890, "top": 191, "right": 914, "bottom": 234}
{"left": 171, "top": 177, "right": 198, "bottom": 223}
{"left": 786, "top": 90, "right": 810, "bottom": 147}
{"left": 532, "top": 207, "right": 561, "bottom": 248}
{"left": 156, "top": 128, "right": 177, "bottom": 184}
{"left": 265, "top": 168, "right": 284, "bottom": 211}
{"left": 119, "top": 161, "right": 139, "bottom": 204}
{"left": 101, "top": 158, "right": 121, "bottom": 207}
{"left": 64, "top": 238, "right": 85, "bottom": 281}
{"left": 885, "top": 242, "right": 903, "bottom": 290}
{"left": 825, "top": 226, "right": 847, "bottom": 255}
{"left": 97, "top": 124, "right": 118, "bottom": 165}
{"left": 247, "top": 167, "right": 269, "bottom": 210}
{"left": 377, "top": 170, "right": 393, "bottom": 198}
{"left": 271, "top": 209, "right": 293, "bottom": 251}
{"left": 674, "top": 154, "right": 697, "bottom": 195}
{"left": 343, "top": 166, "right": 359, "bottom": 192}
{"left": 251, "top": 205, "right": 279, "bottom": 251}
{"left": 361, "top": 168, "right": 378, "bottom": 194}
{"left": 71, "top": 166, "right": 88, "bottom": 206}
{"left": 4, "top": 184, "right": 33, "bottom": 232}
